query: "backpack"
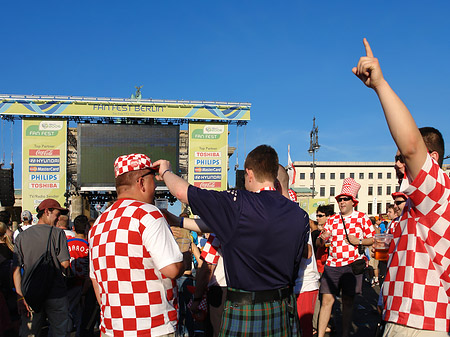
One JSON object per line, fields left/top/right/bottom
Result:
{"left": 21, "top": 227, "right": 56, "bottom": 313}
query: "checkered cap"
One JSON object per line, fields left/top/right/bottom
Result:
{"left": 288, "top": 189, "right": 297, "bottom": 202}
{"left": 114, "top": 153, "right": 152, "bottom": 178}
{"left": 391, "top": 191, "right": 407, "bottom": 200}
{"left": 335, "top": 178, "right": 361, "bottom": 205}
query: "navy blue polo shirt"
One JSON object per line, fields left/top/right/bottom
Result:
{"left": 188, "top": 186, "right": 310, "bottom": 291}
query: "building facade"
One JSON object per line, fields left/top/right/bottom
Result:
{"left": 291, "top": 161, "right": 400, "bottom": 216}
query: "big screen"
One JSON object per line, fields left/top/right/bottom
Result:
{"left": 77, "top": 124, "right": 179, "bottom": 189}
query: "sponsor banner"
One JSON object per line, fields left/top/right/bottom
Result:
{"left": 188, "top": 122, "right": 228, "bottom": 191}
{"left": 194, "top": 167, "right": 222, "bottom": 173}
{"left": 29, "top": 174, "right": 60, "bottom": 181}
{"left": 193, "top": 181, "right": 222, "bottom": 189}
{"left": 194, "top": 174, "right": 221, "bottom": 180}
{"left": 0, "top": 99, "right": 250, "bottom": 121}
{"left": 29, "top": 158, "right": 60, "bottom": 164}
{"left": 29, "top": 166, "right": 60, "bottom": 172}
{"left": 22, "top": 119, "right": 67, "bottom": 214}
{"left": 29, "top": 149, "right": 60, "bottom": 156}
{"left": 194, "top": 159, "right": 221, "bottom": 166}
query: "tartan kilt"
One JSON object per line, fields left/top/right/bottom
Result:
{"left": 218, "top": 288, "right": 300, "bottom": 337}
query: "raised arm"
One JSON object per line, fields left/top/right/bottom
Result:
{"left": 152, "top": 160, "right": 191, "bottom": 204}
{"left": 352, "top": 38, "right": 428, "bottom": 180}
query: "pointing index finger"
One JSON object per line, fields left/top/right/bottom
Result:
{"left": 363, "top": 38, "right": 374, "bottom": 57}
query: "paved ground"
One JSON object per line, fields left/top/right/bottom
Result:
{"left": 324, "top": 279, "right": 382, "bottom": 337}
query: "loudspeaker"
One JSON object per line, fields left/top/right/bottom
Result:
{"left": 235, "top": 170, "right": 245, "bottom": 190}
{"left": 0, "top": 169, "right": 15, "bottom": 207}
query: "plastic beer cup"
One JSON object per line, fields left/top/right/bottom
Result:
{"left": 374, "top": 233, "right": 393, "bottom": 261}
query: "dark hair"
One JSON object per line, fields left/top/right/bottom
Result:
{"left": 419, "top": 127, "right": 445, "bottom": 167}
{"left": 317, "top": 204, "right": 334, "bottom": 216}
{"left": 387, "top": 204, "right": 395, "bottom": 210}
{"left": 73, "top": 215, "right": 90, "bottom": 235}
{"left": 369, "top": 216, "right": 376, "bottom": 225}
{"left": 0, "top": 211, "right": 11, "bottom": 224}
{"left": 244, "top": 145, "right": 279, "bottom": 183}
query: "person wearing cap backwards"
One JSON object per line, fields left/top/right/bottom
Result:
{"left": 13, "top": 210, "right": 34, "bottom": 243}
{"left": 354, "top": 39, "right": 450, "bottom": 336}
{"left": 153, "top": 145, "right": 310, "bottom": 336}
{"left": 317, "top": 178, "right": 374, "bottom": 337}
{"left": 12, "top": 198, "right": 71, "bottom": 337}
{"left": 88, "top": 153, "right": 184, "bottom": 337}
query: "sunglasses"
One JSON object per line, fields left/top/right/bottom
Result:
{"left": 136, "top": 170, "right": 155, "bottom": 182}
{"left": 395, "top": 154, "right": 405, "bottom": 163}
{"left": 394, "top": 200, "right": 406, "bottom": 206}
{"left": 337, "top": 197, "right": 352, "bottom": 202}
{"left": 316, "top": 214, "right": 326, "bottom": 218}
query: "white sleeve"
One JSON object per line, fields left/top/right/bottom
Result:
{"left": 141, "top": 213, "right": 183, "bottom": 271}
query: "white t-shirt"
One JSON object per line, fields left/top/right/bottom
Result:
{"left": 295, "top": 232, "right": 320, "bottom": 294}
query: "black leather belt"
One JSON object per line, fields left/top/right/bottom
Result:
{"left": 226, "top": 287, "right": 291, "bottom": 305}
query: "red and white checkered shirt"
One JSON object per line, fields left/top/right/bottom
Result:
{"left": 89, "top": 198, "right": 183, "bottom": 337}
{"left": 383, "top": 155, "right": 450, "bottom": 332}
{"left": 325, "top": 211, "right": 374, "bottom": 267}
{"left": 200, "top": 233, "right": 221, "bottom": 265}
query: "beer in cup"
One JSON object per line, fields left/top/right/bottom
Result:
{"left": 374, "top": 233, "right": 393, "bottom": 261}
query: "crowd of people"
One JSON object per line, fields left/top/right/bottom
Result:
{"left": 0, "top": 38, "right": 449, "bottom": 337}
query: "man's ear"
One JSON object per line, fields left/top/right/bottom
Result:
{"left": 430, "top": 151, "right": 439, "bottom": 164}
{"left": 246, "top": 168, "right": 254, "bottom": 182}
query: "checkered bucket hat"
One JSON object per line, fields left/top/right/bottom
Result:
{"left": 335, "top": 177, "right": 361, "bottom": 205}
{"left": 114, "top": 153, "right": 153, "bottom": 178}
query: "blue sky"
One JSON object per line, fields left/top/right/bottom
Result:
{"left": 1, "top": 1, "right": 450, "bottom": 192}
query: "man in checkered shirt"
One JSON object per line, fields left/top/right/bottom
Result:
{"left": 89, "top": 154, "right": 184, "bottom": 337}
{"left": 317, "top": 177, "right": 375, "bottom": 337}
{"left": 354, "top": 39, "right": 449, "bottom": 335}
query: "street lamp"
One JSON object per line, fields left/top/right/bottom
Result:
{"left": 308, "top": 117, "right": 320, "bottom": 199}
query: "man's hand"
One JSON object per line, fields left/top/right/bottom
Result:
{"left": 152, "top": 160, "right": 172, "bottom": 181}
{"left": 320, "top": 230, "right": 331, "bottom": 241}
{"left": 17, "top": 298, "right": 31, "bottom": 316}
{"left": 352, "top": 38, "right": 386, "bottom": 90}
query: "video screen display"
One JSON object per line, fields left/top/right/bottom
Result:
{"left": 77, "top": 124, "right": 179, "bottom": 189}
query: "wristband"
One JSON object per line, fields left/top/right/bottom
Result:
{"left": 161, "top": 169, "right": 171, "bottom": 179}
{"left": 180, "top": 217, "right": 184, "bottom": 228}
{"left": 17, "top": 296, "right": 24, "bottom": 302}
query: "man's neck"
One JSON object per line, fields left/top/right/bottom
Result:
{"left": 340, "top": 210, "right": 354, "bottom": 217}
{"left": 248, "top": 180, "right": 275, "bottom": 192}
{"left": 75, "top": 233, "right": 86, "bottom": 240}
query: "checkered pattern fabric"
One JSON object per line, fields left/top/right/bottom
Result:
{"left": 89, "top": 198, "right": 182, "bottom": 337}
{"left": 387, "top": 218, "right": 400, "bottom": 235}
{"left": 288, "top": 189, "right": 297, "bottom": 202}
{"left": 324, "top": 211, "right": 374, "bottom": 267}
{"left": 383, "top": 155, "right": 450, "bottom": 332}
{"left": 187, "top": 296, "right": 208, "bottom": 312}
{"left": 114, "top": 153, "right": 152, "bottom": 178}
{"left": 200, "top": 233, "right": 221, "bottom": 265}
{"left": 220, "top": 288, "right": 300, "bottom": 337}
